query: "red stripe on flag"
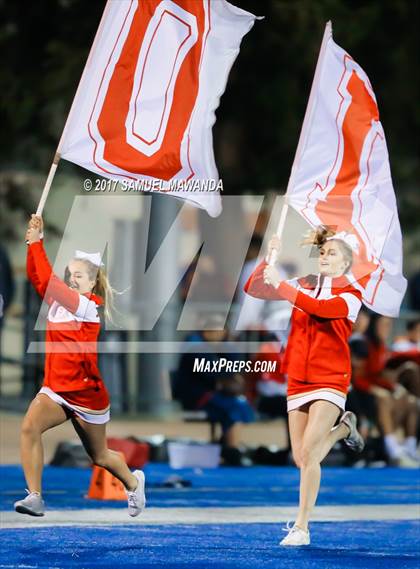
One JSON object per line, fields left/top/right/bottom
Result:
{"left": 89, "top": 0, "right": 206, "bottom": 181}
{"left": 309, "top": 59, "right": 385, "bottom": 299}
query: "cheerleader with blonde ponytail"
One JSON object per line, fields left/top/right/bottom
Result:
{"left": 15, "top": 215, "right": 146, "bottom": 518}
{"left": 244, "top": 225, "right": 364, "bottom": 547}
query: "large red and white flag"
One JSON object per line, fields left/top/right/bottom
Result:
{"left": 286, "top": 23, "right": 407, "bottom": 316}
{"left": 58, "top": 0, "right": 259, "bottom": 217}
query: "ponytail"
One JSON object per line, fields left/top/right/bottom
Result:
{"left": 301, "top": 225, "right": 336, "bottom": 247}
{"left": 93, "top": 268, "right": 115, "bottom": 323}
{"left": 74, "top": 260, "right": 116, "bottom": 323}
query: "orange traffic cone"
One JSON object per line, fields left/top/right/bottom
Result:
{"left": 86, "top": 453, "right": 127, "bottom": 501}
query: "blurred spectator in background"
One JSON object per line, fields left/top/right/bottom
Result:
{"left": 0, "top": 244, "right": 15, "bottom": 383}
{"left": 173, "top": 316, "right": 255, "bottom": 463}
{"left": 347, "top": 309, "right": 376, "bottom": 442}
{"left": 352, "top": 314, "right": 418, "bottom": 466}
{"left": 0, "top": 244, "right": 15, "bottom": 323}
{"left": 247, "top": 333, "right": 288, "bottom": 420}
{"left": 392, "top": 319, "right": 420, "bottom": 353}
{"left": 408, "top": 271, "right": 420, "bottom": 311}
{"left": 349, "top": 308, "right": 371, "bottom": 345}
{"left": 389, "top": 318, "right": 420, "bottom": 410}
{"left": 180, "top": 255, "right": 232, "bottom": 303}
{"left": 246, "top": 334, "right": 291, "bottom": 461}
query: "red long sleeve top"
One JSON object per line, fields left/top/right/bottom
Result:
{"left": 244, "top": 261, "right": 362, "bottom": 390}
{"left": 27, "top": 241, "right": 104, "bottom": 392}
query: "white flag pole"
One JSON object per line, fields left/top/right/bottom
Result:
{"left": 269, "top": 21, "right": 332, "bottom": 266}
{"left": 33, "top": 1, "right": 111, "bottom": 218}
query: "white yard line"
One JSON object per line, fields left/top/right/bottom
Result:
{"left": 1, "top": 504, "right": 419, "bottom": 528}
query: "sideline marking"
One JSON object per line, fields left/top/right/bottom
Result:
{"left": 1, "top": 504, "right": 419, "bottom": 528}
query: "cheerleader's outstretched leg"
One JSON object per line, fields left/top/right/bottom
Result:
{"left": 281, "top": 400, "right": 346, "bottom": 546}
{"left": 15, "top": 394, "right": 68, "bottom": 516}
{"left": 71, "top": 416, "right": 146, "bottom": 516}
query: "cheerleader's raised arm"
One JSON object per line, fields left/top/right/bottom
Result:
{"left": 27, "top": 240, "right": 80, "bottom": 313}
{"left": 244, "top": 260, "right": 361, "bottom": 320}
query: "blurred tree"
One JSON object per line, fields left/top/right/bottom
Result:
{"left": 0, "top": 172, "right": 60, "bottom": 241}
{"left": 0, "top": 0, "right": 418, "bottom": 232}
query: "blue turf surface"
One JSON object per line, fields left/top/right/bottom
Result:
{"left": 1, "top": 465, "right": 419, "bottom": 568}
{"left": 1, "top": 464, "right": 419, "bottom": 510}
{"left": 1, "top": 522, "right": 419, "bottom": 569}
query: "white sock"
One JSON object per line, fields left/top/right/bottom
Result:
{"left": 404, "top": 436, "right": 417, "bottom": 454}
{"left": 384, "top": 434, "right": 404, "bottom": 459}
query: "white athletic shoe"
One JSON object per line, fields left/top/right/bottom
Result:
{"left": 403, "top": 447, "right": 420, "bottom": 463}
{"left": 394, "top": 452, "right": 419, "bottom": 469}
{"left": 126, "top": 470, "right": 146, "bottom": 517}
{"left": 340, "top": 411, "right": 365, "bottom": 453}
{"left": 14, "top": 490, "right": 45, "bottom": 516}
{"left": 279, "top": 522, "right": 310, "bottom": 546}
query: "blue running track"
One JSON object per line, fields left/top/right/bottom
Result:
{"left": 1, "top": 464, "right": 419, "bottom": 568}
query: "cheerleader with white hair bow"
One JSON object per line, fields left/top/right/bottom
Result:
{"left": 15, "top": 215, "right": 145, "bottom": 518}
{"left": 244, "top": 225, "right": 365, "bottom": 547}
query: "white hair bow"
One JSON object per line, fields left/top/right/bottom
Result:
{"left": 326, "top": 231, "right": 359, "bottom": 253}
{"left": 74, "top": 250, "right": 104, "bottom": 267}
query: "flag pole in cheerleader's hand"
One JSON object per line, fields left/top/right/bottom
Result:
{"left": 35, "top": 152, "right": 61, "bottom": 216}
{"left": 268, "top": 21, "right": 333, "bottom": 266}
{"left": 25, "top": 150, "right": 61, "bottom": 242}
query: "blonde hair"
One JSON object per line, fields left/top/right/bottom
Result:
{"left": 66, "top": 260, "right": 116, "bottom": 322}
{"left": 92, "top": 266, "right": 115, "bottom": 323}
{"left": 301, "top": 225, "right": 353, "bottom": 273}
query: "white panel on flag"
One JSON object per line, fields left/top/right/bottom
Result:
{"left": 126, "top": 2, "right": 198, "bottom": 156}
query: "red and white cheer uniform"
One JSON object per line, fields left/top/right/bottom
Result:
{"left": 244, "top": 260, "right": 362, "bottom": 412}
{"left": 27, "top": 241, "right": 110, "bottom": 424}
